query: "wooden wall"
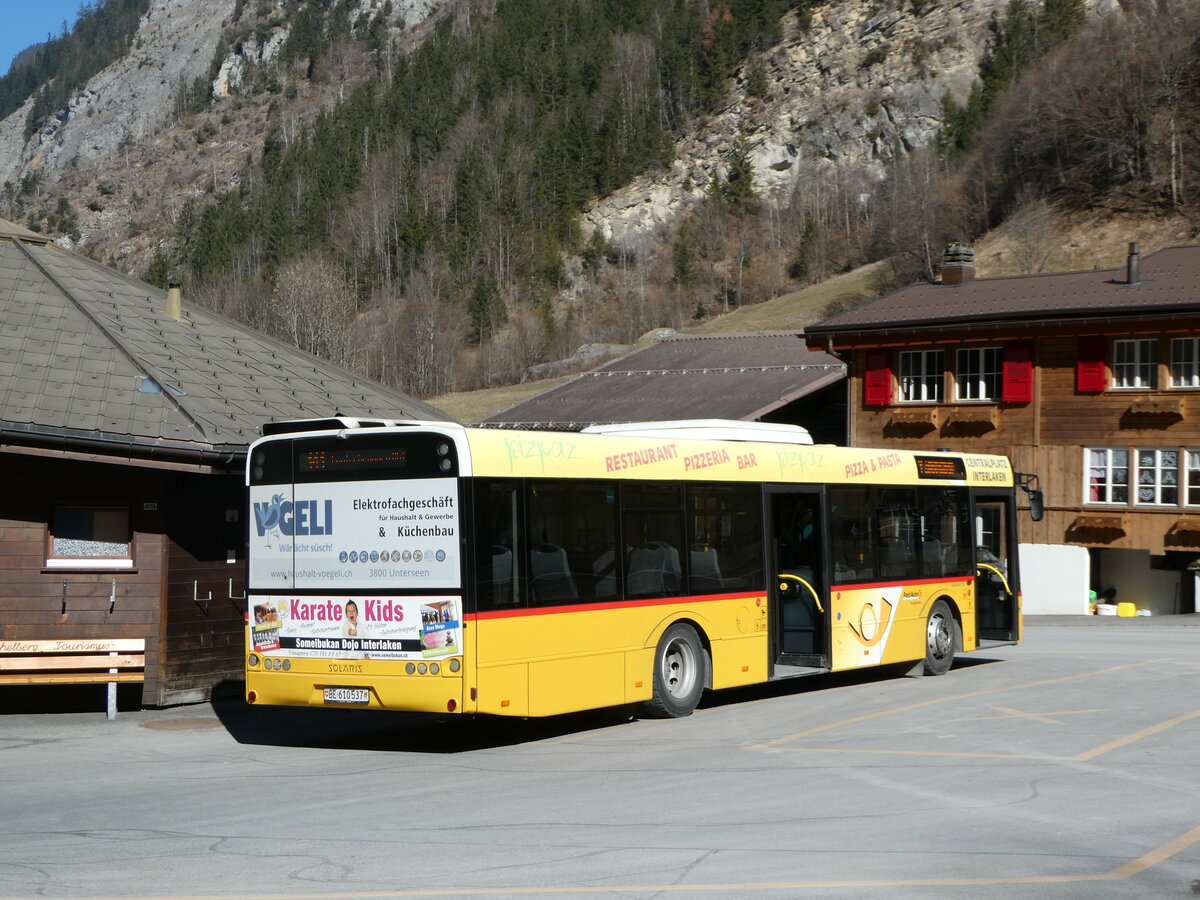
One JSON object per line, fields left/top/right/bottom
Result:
{"left": 0, "top": 453, "right": 247, "bottom": 707}
{"left": 844, "top": 320, "right": 1200, "bottom": 557}
{"left": 0, "top": 455, "right": 169, "bottom": 704}
{"left": 159, "top": 471, "right": 246, "bottom": 706}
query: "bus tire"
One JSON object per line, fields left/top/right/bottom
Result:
{"left": 641, "top": 623, "right": 707, "bottom": 718}
{"left": 923, "top": 599, "right": 956, "bottom": 676}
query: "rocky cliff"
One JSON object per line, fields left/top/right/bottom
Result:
{"left": 584, "top": 0, "right": 1115, "bottom": 252}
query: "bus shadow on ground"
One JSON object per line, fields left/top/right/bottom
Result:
{"left": 210, "top": 683, "right": 637, "bottom": 752}
{"left": 210, "top": 657, "right": 1006, "bottom": 752}
{"left": 697, "top": 656, "right": 1004, "bottom": 711}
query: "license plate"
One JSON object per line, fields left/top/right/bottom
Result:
{"left": 323, "top": 687, "right": 370, "bottom": 705}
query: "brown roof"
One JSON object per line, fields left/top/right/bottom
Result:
{"left": 805, "top": 245, "right": 1200, "bottom": 337}
{"left": 0, "top": 227, "right": 448, "bottom": 467}
{"left": 478, "top": 332, "right": 844, "bottom": 430}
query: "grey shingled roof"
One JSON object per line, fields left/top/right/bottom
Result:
{"left": 805, "top": 245, "right": 1200, "bottom": 336}
{"left": 0, "top": 225, "right": 448, "bottom": 466}
{"left": 479, "top": 332, "right": 844, "bottom": 430}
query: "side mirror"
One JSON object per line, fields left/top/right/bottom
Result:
{"left": 1028, "top": 489, "right": 1044, "bottom": 522}
{"left": 1016, "top": 472, "right": 1043, "bottom": 521}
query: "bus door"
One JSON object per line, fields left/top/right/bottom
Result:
{"left": 973, "top": 493, "right": 1018, "bottom": 643}
{"left": 768, "top": 489, "right": 827, "bottom": 668}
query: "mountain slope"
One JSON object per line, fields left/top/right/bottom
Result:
{"left": 0, "top": 0, "right": 1184, "bottom": 409}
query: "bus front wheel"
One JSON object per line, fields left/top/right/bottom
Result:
{"left": 641, "top": 623, "right": 707, "bottom": 718}
{"left": 923, "top": 599, "right": 957, "bottom": 676}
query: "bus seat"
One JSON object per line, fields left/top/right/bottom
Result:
{"left": 941, "top": 544, "right": 960, "bottom": 575}
{"left": 530, "top": 543, "right": 577, "bottom": 604}
{"left": 780, "top": 564, "right": 820, "bottom": 654}
{"left": 921, "top": 539, "right": 943, "bottom": 575}
{"left": 627, "top": 542, "right": 679, "bottom": 595}
{"left": 690, "top": 546, "right": 722, "bottom": 592}
{"left": 781, "top": 565, "right": 817, "bottom": 629}
{"left": 491, "top": 545, "right": 514, "bottom": 603}
{"left": 663, "top": 543, "right": 682, "bottom": 591}
{"left": 881, "top": 539, "right": 910, "bottom": 577}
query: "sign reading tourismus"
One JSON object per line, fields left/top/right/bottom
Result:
{"left": 249, "top": 478, "right": 460, "bottom": 590}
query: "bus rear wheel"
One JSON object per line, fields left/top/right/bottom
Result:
{"left": 923, "top": 599, "right": 957, "bottom": 676}
{"left": 641, "top": 623, "right": 707, "bottom": 718}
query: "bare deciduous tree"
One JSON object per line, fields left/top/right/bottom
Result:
{"left": 271, "top": 253, "right": 356, "bottom": 368}
{"left": 1006, "top": 192, "right": 1057, "bottom": 274}
{"left": 376, "top": 255, "right": 467, "bottom": 397}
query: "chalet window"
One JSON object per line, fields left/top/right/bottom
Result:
{"left": 1187, "top": 452, "right": 1200, "bottom": 505}
{"left": 955, "top": 347, "right": 1002, "bottom": 401}
{"left": 1086, "top": 449, "right": 1129, "bottom": 504}
{"left": 899, "top": 350, "right": 943, "bottom": 403}
{"left": 1134, "top": 449, "right": 1179, "bottom": 505}
{"left": 46, "top": 506, "right": 133, "bottom": 569}
{"left": 1170, "top": 338, "right": 1200, "bottom": 388}
{"left": 1113, "top": 339, "right": 1158, "bottom": 389}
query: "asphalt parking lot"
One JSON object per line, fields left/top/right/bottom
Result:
{"left": 1, "top": 616, "right": 1198, "bottom": 900}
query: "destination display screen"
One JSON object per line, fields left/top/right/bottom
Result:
{"left": 298, "top": 447, "right": 408, "bottom": 473}
{"left": 914, "top": 455, "right": 967, "bottom": 480}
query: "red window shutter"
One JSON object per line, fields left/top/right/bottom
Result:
{"left": 1077, "top": 337, "right": 1107, "bottom": 392}
{"left": 864, "top": 349, "right": 893, "bottom": 406}
{"left": 1002, "top": 343, "right": 1033, "bottom": 402}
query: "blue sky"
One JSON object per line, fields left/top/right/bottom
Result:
{"left": 1, "top": 1, "right": 85, "bottom": 75}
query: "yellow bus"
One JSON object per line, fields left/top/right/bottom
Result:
{"left": 245, "top": 418, "right": 1037, "bottom": 718}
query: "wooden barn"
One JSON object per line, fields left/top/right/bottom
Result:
{"left": 0, "top": 219, "right": 445, "bottom": 707}
{"left": 804, "top": 242, "right": 1200, "bottom": 616}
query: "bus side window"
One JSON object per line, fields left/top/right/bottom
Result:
{"left": 918, "top": 486, "right": 971, "bottom": 578}
{"left": 877, "top": 487, "right": 920, "bottom": 580}
{"left": 527, "top": 480, "right": 618, "bottom": 605}
{"left": 687, "top": 484, "right": 763, "bottom": 592}
{"left": 829, "top": 485, "right": 874, "bottom": 583}
{"left": 473, "top": 480, "right": 524, "bottom": 611}
{"left": 622, "top": 483, "right": 684, "bottom": 599}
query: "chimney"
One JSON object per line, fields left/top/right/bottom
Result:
{"left": 164, "top": 282, "right": 183, "bottom": 320}
{"left": 1126, "top": 242, "right": 1141, "bottom": 285}
{"left": 940, "top": 242, "right": 976, "bottom": 285}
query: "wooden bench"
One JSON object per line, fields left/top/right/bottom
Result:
{"left": 0, "top": 639, "right": 145, "bottom": 719}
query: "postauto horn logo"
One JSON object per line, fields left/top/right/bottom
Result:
{"left": 253, "top": 494, "right": 334, "bottom": 537}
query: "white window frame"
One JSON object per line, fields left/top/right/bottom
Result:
{"left": 955, "top": 346, "right": 1003, "bottom": 401}
{"left": 898, "top": 350, "right": 944, "bottom": 403}
{"left": 1085, "top": 448, "right": 1129, "bottom": 505}
{"left": 1186, "top": 451, "right": 1200, "bottom": 506}
{"left": 1133, "top": 449, "right": 1179, "bottom": 506}
{"left": 1170, "top": 337, "right": 1200, "bottom": 388}
{"left": 1112, "top": 338, "right": 1158, "bottom": 389}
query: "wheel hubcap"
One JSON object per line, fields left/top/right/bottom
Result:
{"left": 927, "top": 614, "right": 952, "bottom": 659}
{"left": 662, "top": 638, "right": 697, "bottom": 699}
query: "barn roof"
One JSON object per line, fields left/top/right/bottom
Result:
{"left": 478, "top": 332, "right": 844, "bottom": 431}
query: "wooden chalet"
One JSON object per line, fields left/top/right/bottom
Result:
{"left": 478, "top": 332, "right": 847, "bottom": 444}
{"left": 803, "top": 242, "right": 1200, "bottom": 616}
{"left": 0, "top": 220, "right": 446, "bottom": 707}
